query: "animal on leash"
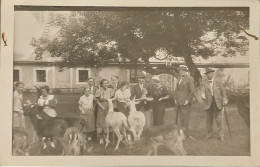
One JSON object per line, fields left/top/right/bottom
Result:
{"left": 127, "top": 99, "right": 145, "bottom": 141}
{"left": 23, "top": 88, "right": 87, "bottom": 152}
{"left": 145, "top": 125, "right": 186, "bottom": 155}
{"left": 63, "top": 127, "right": 88, "bottom": 155}
{"left": 105, "top": 99, "right": 129, "bottom": 150}
{"left": 12, "top": 128, "right": 29, "bottom": 156}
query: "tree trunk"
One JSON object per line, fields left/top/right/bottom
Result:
{"left": 180, "top": 44, "right": 202, "bottom": 87}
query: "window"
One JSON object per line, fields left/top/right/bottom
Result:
{"left": 76, "top": 68, "right": 91, "bottom": 84}
{"left": 36, "top": 70, "right": 46, "bottom": 82}
{"left": 130, "top": 68, "right": 137, "bottom": 83}
{"left": 129, "top": 68, "right": 144, "bottom": 83}
{"left": 78, "top": 70, "right": 89, "bottom": 82}
{"left": 13, "top": 69, "right": 19, "bottom": 82}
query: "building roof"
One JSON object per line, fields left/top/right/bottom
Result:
{"left": 14, "top": 60, "right": 249, "bottom": 68}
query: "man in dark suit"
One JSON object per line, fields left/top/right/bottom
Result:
{"left": 109, "top": 76, "right": 121, "bottom": 91}
{"left": 201, "top": 67, "right": 228, "bottom": 142}
{"left": 175, "top": 65, "right": 195, "bottom": 139}
{"left": 88, "top": 78, "right": 98, "bottom": 95}
{"left": 130, "top": 74, "right": 147, "bottom": 111}
{"left": 108, "top": 76, "right": 120, "bottom": 111}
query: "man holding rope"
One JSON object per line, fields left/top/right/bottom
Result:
{"left": 201, "top": 67, "right": 228, "bottom": 142}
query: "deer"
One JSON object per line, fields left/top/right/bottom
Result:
{"left": 105, "top": 99, "right": 129, "bottom": 150}
{"left": 23, "top": 87, "right": 86, "bottom": 153}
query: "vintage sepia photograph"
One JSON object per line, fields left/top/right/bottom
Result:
{"left": 11, "top": 6, "right": 252, "bottom": 157}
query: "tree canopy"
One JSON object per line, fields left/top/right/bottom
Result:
{"left": 31, "top": 7, "right": 249, "bottom": 86}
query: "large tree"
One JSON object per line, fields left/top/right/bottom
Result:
{"left": 31, "top": 7, "right": 249, "bottom": 86}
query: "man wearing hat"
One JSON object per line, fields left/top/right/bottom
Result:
{"left": 175, "top": 65, "right": 195, "bottom": 139}
{"left": 201, "top": 67, "right": 228, "bottom": 142}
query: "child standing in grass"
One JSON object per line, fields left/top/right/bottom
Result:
{"left": 79, "top": 87, "right": 96, "bottom": 141}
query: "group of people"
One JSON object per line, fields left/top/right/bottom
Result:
{"left": 13, "top": 65, "right": 229, "bottom": 146}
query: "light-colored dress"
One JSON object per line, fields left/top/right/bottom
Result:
{"left": 13, "top": 91, "right": 25, "bottom": 128}
{"left": 114, "top": 88, "right": 131, "bottom": 116}
{"left": 37, "top": 95, "right": 57, "bottom": 117}
{"left": 79, "top": 94, "right": 95, "bottom": 133}
{"left": 95, "top": 87, "right": 114, "bottom": 133}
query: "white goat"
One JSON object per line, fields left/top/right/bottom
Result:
{"left": 128, "top": 99, "right": 146, "bottom": 141}
{"left": 105, "top": 99, "right": 129, "bottom": 150}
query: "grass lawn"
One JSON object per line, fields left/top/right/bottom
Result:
{"left": 23, "top": 93, "right": 250, "bottom": 156}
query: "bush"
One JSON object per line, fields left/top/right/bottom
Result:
{"left": 52, "top": 88, "right": 62, "bottom": 95}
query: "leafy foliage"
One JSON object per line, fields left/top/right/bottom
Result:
{"left": 31, "top": 8, "right": 249, "bottom": 83}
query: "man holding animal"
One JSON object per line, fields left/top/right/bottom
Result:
{"left": 200, "top": 67, "right": 228, "bottom": 142}
{"left": 130, "top": 74, "right": 153, "bottom": 128}
{"left": 174, "top": 65, "right": 195, "bottom": 139}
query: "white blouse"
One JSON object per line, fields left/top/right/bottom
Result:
{"left": 79, "top": 94, "right": 94, "bottom": 111}
{"left": 114, "top": 89, "right": 131, "bottom": 103}
{"left": 37, "top": 95, "right": 57, "bottom": 117}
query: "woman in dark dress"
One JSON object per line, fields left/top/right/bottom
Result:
{"left": 150, "top": 76, "right": 170, "bottom": 126}
{"left": 95, "top": 79, "right": 115, "bottom": 144}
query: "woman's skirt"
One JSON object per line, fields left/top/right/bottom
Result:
{"left": 96, "top": 101, "right": 109, "bottom": 133}
{"left": 13, "top": 111, "right": 25, "bottom": 128}
{"left": 80, "top": 109, "right": 95, "bottom": 133}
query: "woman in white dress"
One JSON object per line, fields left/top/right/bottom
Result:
{"left": 37, "top": 85, "right": 57, "bottom": 148}
{"left": 79, "top": 87, "right": 95, "bottom": 141}
{"left": 37, "top": 85, "right": 57, "bottom": 118}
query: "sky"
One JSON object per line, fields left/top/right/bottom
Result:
{"left": 14, "top": 11, "right": 249, "bottom": 64}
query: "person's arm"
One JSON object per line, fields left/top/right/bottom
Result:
{"left": 13, "top": 92, "right": 22, "bottom": 113}
{"left": 159, "top": 86, "right": 170, "bottom": 101}
{"left": 37, "top": 98, "right": 44, "bottom": 107}
{"left": 96, "top": 98, "right": 105, "bottom": 110}
{"left": 186, "top": 76, "right": 196, "bottom": 104}
{"left": 111, "top": 90, "right": 118, "bottom": 101}
{"left": 95, "top": 89, "right": 105, "bottom": 110}
{"left": 78, "top": 97, "right": 84, "bottom": 113}
{"left": 174, "top": 79, "right": 180, "bottom": 105}
{"left": 48, "top": 96, "right": 57, "bottom": 109}
{"left": 220, "top": 81, "right": 228, "bottom": 105}
{"left": 130, "top": 85, "right": 136, "bottom": 100}
{"left": 125, "top": 89, "right": 131, "bottom": 102}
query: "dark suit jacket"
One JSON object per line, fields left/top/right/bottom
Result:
{"left": 89, "top": 85, "right": 98, "bottom": 95}
{"left": 130, "top": 83, "right": 149, "bottom": 111}
{"left": 175, "top": 75, "right": 195, "bottom": 105}
{"left": 201, "top": 77, "right": 227, "bottom": 110}
{"left": 108, "top": 82, "right": 121, "bottom": 91}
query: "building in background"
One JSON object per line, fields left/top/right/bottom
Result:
{"left": 14, "top": 11, "right": 250, "bottom": 93}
